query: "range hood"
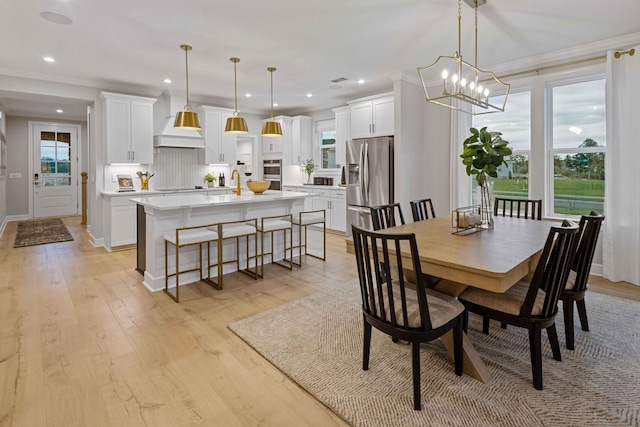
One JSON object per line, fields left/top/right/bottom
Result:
{"left": 154, "top": 91, "right": 205, "bottom": 148}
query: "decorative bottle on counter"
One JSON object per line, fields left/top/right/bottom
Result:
{"left": 219, "top": 173, "right": 225, "bottom": 187}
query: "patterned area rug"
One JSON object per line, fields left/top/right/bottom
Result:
{"left": 229, "top": 279, "right": 640, "bottom": 427}
{"left": 14, "top": 218, "right": 74, "bottom": 248}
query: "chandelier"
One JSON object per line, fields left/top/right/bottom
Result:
{"left": 417, "top": 0, "right": 510, "bottom": 115}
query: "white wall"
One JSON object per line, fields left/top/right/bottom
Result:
{"left": 0, "top": 108, "right": 6, "bottom": 232}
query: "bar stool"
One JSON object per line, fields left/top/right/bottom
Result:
{"left": 164, "top": 224, "right": 219, "bottom": 303}
{"left": 291, "top": 209, "right": 326, "bottom": 267}
{"left": 257, "top": 213, "right": 293, "bottom": 277}
{"left": 207, "top": 218, "right": 258, "bottom": 290}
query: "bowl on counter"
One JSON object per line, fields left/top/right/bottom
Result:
{"left": 246, "top": 180, "right": 270, "bottom": 194}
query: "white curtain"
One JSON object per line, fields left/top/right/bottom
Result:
{"left": 603, "top": 46, "right": 640, "bottom": 286}
{"left": 450, "top": 102, "right": 472, "bottom": 211}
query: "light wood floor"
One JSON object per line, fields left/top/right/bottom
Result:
{"left": 1, "top": 216, "right": 638, "bottom": 426}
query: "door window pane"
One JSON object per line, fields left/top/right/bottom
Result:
{"left": 320, "top": 130, "right": 337, "bottom": 169}
{"left": 40, "top": 131, "right": 72, "bottom": 186}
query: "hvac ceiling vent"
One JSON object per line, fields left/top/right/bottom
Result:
{"left": 330, "top": 77, "right": 348, "bottom": 83}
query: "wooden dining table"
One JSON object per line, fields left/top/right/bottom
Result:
{"left": 372, "top": 215, "right": 560, "bottom": 382}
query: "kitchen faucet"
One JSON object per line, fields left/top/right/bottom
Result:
{"left": 231, "top": 169, "right": 241, "bottom": 195}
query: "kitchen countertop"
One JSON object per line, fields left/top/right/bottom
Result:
{"left": 283, "top": 184, "right": 346, "bottom": 190}
{"left": 101, "top": 187, "right": 232, "bottom": 197}
{"left": 130, "top": 190, "right": 309, "bottom": 210}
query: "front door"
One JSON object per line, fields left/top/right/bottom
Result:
{"left": 33, "top": 124, "right": 79, "bottom": 218}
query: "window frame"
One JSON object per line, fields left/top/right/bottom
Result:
{"left": 545, "top": 71, "right": 606, "bottom": 219}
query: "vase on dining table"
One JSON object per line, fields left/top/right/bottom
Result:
{"left": 476, "top": 179, "right": 494, "bottom": 228}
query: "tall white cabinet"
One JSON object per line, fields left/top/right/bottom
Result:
{"left": 197, "top": 106, "right": 237, "bottom": 165}
{"left": 101, "top": 92, "right": 156, "bottom": 164}
{"left": 349, "top": 93, "right": 394, "bottom": 139}
{"left": 262, "top": 115, "right": 313, "bottom": 166}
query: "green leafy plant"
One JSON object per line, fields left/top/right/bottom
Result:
{"left": 461, "top": 126, "right": 512, "bottom": 186}
{"left": 204, "top": 173, "right": 216, "bottom": 182}
{"left": 300, "top": 159, "right": 317, "bottom": 176}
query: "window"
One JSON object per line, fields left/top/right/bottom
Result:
{"left": 473, "top": 90, "right": 531, "bottom": 199}
{"left": 549, "top": 77, "right": 606, "bottom": 216}
{"left": 39, "top": 131, "right": 72, "bottom": 186}
{"left": 471, "top": 67, "right": 606, "bottom": 219}
{"left": 320, "top": 130, "right": 337, "bottom": 169}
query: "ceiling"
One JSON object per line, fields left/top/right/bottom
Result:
{"left": 0, "top": 0, "right": 639, "bottom": 122}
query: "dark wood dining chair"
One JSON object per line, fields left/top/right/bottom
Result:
{"left": 370, "top": 203, "right": 405, "bottom": 230}
{"left": 351, "top": 223, "right": 464, "bottom": 410}
{"left": 458, "top": 220, "right": 579, "bottom": 390}
{"left": 494, "top": 197, "right": 542, "bottom": 220}
{"left": 410, "top": 198, "right": 436, "bottom": 222}
{"left": 561, "top": 211, "right": 605, "bottom": 350}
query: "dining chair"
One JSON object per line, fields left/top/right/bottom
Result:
{"left": 458, "top": 220, "right": 579, "bottom": 390}
{"left": 351, "top": 223, "right": 464, "bottom": 410}
{"left": 370, "top": 203, "right": 405, "bottom": 230}
{"left": 410, "top": 198, "right": 436, "bottom": 222}
{"left": 494, "top": 197, "right": 542, "bottom": 220}
{"left": 561, "top": 211, "right": 605, "bottom": 350}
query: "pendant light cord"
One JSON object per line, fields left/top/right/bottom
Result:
{"left": 268, "top": 67, "right": 276, "bottom": 120}
{"left": 232, "top": 58, "right": 240, "bottom": 116}
{"left": 181, "top": 45, "right": 192, "bottom": 112}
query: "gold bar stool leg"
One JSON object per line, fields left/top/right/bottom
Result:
{"left": 207, "top": 219, "right": 258, "bottom": 290}
{"left": 164, "top": 225, "right": 219, "bottom": 303}
{"left": 258, "top": 214, "right": 293, "bottom": 278}
{"left": 291, "top": 210, "right": 326, "bottom": 267}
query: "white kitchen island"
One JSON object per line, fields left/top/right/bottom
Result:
{"left": 130, "top": 190, "right": 309, "bottom": 292}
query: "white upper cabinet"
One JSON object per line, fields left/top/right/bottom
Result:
{"left": 197, "top": 106, "right": 237, "bottom": 165}
{"left": 333, "top": 106, "right": 350, "bottom": 169}
{"left": 290, "top": 116, "right": 312, "bottom": 165}
{"left": 349, "top": 93, "right": 394, "bottom": 139}
{"left": 102, "top": 92, "right": 156, "bottom": 164}
{"left": 262, "top": 115, "right": 290, "bottom": 155}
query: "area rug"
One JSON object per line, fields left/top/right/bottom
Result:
{"left": 229, "top": 279, "right": 640, "bottom": 427}
{"left": 14, "top": 218, "right": 74, "bottom": 248}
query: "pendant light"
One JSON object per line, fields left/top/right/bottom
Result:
{"left": 417, "top": 0, "right": 510, "bottom": 115}
{"left": 225, "top": 57, "right": 249, "bottom": 133}
{"left": 261, "top": 67, "right": 282, "bottom": 137}
{"left": 174, "top": 44, "right": 201, "bottom": 129}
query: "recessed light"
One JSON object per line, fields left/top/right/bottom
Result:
{"left": 43, "top": 56, "right": 55, "bottom": 63}
{"left": 164, "top": 78, "right": 172, "bottom": 84}
{"left": 273, "top": 102, "right": 278, "bottom": 107}
{"left": 56, "top": 109, "right": 63, "bottom": 114}
{"left": 306, "top": 93, "right": 313, "bottom": 98}
{"left": 40, "top": 12, "right": 72, "bottom": 25}
{"left": 358, "top": 79, "right": 365, "bottom": 84}
{"left": 245, "top": 93, "right": 252, "bottom": 97}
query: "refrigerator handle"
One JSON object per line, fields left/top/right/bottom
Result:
{"left": 363, "top": 141, "right": 369, "bottom": 204}
{"left": 359, "top": 142, "right": 366, "bottom": 203}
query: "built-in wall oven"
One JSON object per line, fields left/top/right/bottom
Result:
{"left": 262, "top": 159, "right": 281, "bottom": 190}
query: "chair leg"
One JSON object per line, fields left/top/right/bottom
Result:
{"left": 363, "top": 319, "right": 372, "bottom": 371}
{"left": 546, "top": 323, "right": 562, "bottom": 361}
{"left": 528, "top": 325, "right": 544, "bottom": 390}
{"left": 501, "top": 322, "right": 507, "bottom": 329}
{"left": 411, "top": 341, "right": 422, "bottom": 411}
{"left": 576, "top": 297, "right": 590, "bottom": 332}
{"left": 482, "top": 316, "right": 490, "bottom": 334}
{"left": 563, "top": 297, "right": 575, "bottom": 350}
{"left": 462, "top": 311, "right": 469, "bottom": 333}
{"left": 454, "top": 316, "right": 463, "bottom": 376}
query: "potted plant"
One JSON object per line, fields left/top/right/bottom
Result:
{"left": 460, "top": 126, "right": 512, "bottom": 227}
{"left": 204, "top": 173, "right": 217, "bottom": 188}
{"left": 300, "top": 159, "right": 317, "bottom": 184}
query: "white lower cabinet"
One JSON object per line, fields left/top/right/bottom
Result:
{"left": 104, "top": 196, "right": 141, "bottom": 249}
{"left": 311, "top": 188, "right": 346, "bottom": 232}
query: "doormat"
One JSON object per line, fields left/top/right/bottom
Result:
{"left": 14, "top": 218, "right": 74, "bottom": 248}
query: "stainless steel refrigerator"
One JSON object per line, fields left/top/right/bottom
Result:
{"left": 346, "top": 136, "right": 394, "bottom": 237}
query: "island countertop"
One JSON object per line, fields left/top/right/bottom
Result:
{"left": 130, "top": 190, "right": 308, "bottom": 210}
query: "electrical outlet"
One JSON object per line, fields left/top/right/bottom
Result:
{"left": 112, "top": 174, "right": 117, "bottom": 182}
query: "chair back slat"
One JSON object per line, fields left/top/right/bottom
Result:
{"left": 352, "top": 224, "right": 432, "bottom": 330}
{"left": 520, "top": 220, "right": 579, "bottom": 318}
{"left": 410, "top": 198, "right": 436, "bottom": 222}
{"left": 370, "top": 203, "right": 405, "bottom": 230}
{"left": 494, "top": 197, "right": 542, "bottom": 220}
{"left": 571, "top": 211, "right": 605, "bottom": 292}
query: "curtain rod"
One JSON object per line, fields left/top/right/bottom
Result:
{"left": 496, "top": 48, "right": 634, "bottom": 81}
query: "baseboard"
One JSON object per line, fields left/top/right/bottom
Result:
{"left": 6, "top": 214, "right": 30, "bottom": 221}
{"left": 0, "top": 218, "right": 7, "bottom": 239}
{"left": 590, "top": 263, "right": 603, "bottom": 277}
